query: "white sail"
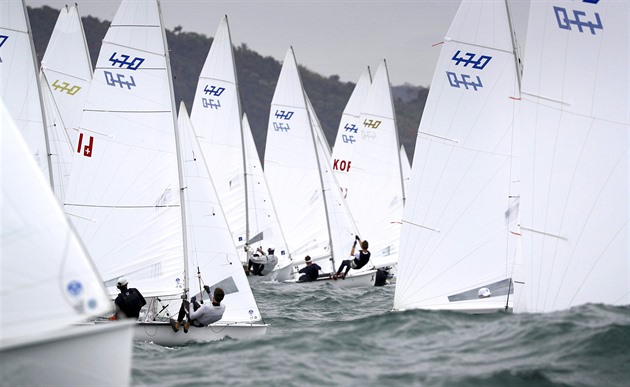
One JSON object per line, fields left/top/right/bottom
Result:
{"left": 394, "top": 0, "right": 521, "bottom": 313}
{"left": 1, "top": 100, "right": 134, "bottom": 386}
{"left": 190, "top": 16, "right": 246, "bottom": 250}
{"left": 332, "top": 67, "right": 372, "bottom": 199}
{"left": 1, "top": 102, "right": 113, "bottom": 341}
{"left": 190, "top": 16, "right": 291, "bottom": 272}
{"left": 516, "top": 0, "right": 629, "bottom": 312}
{"left": 178, "top": 102, "right": 263, "bottom": 322}
{"left": 40, "top": 5, "right": 93, "bottom": 200}
{"left": 0, "top": 0, "right": 50, "bottom": 181}
{"left": 64, "top": 0, "right": 183, "bottom": 298}
{"left": 41, "top": 4, "right": 92, "bottom": 135}
{"left": 338, "top": 60, "right": 405, "bottom": 268}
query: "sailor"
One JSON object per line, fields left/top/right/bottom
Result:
{"left": 173, "top": 286, "right": 225, "bottom": 333}
{"left": 114, "top": 277, "right": 146, "bottom": 319}
{"left": 297, "top": 256, "right": 321, "bottom": 282}
{"left": 333, "top": 236, "right": 371, "bottom": 280}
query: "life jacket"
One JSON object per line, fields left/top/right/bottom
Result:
{"left": 353, "top": 250, "right": 371, "bottom": 270}
{"left": 116, "top": 288, "right": 144, "bottom": 318}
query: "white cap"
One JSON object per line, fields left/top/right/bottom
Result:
{"left": 478, "top": 287, "right": 491, "bottom": 298}
{"left": 117, "top": 277, "right": 128, "bottom": 286}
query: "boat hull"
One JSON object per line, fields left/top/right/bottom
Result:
{"left": 283, "top": 269, "right": 378, "bottom": 288}
{"left": 0, "top": 320, "right": 134, "bottom": 386}
{"left": 133, "top": 321, "right": 268, "bottom": 346}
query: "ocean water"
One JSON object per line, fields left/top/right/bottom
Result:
{"left": 131, "top": 283, "right": 630, "bottom": 386}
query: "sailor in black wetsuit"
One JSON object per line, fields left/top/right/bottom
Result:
{"left": 114, "top": 277, "right": 146, "bottom": 319}
{"left": 297, "top": 256, "right": 321, "bottom": 282}
{"left": 333, "top": 236, "right": 371, "bottom": 280}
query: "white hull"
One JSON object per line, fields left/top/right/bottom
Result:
{"left": 246, "top": 261, "right": 294, "bottom": 284}
{"left": 283, "top": 269, "right": 378, "bottom": 288}
{"left": 393, "top": 300, "right": 513, "bottom": 315}
{"left": 0, "top": 321, "right": 134, "bottom": 386}
{"left": 133, "top": 321, "right": 268, "bottom": 346}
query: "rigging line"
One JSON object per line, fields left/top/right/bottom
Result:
{"left": 200, "top": 75, "right": 236, "bottom": 85}
{"left": 95, "top": 66, "right": 168, "bottom": 71}
{"left": 444, "top": 37, "right": 514, "bottom": 55}
{"left": 520, "top": 91, "right": 571, "bottom": 106}
{"left": 81, "top": 109, "right": 172, "bottom": 114}
{"left": 520, "top": 227, "right": 567, "bottom": 241}
{"left": 98, "top": 42, "right": 163, "bottom": 57}
{"left": 64, "top": 211, "right": 97, "bottom": 222}
{"left": 73, "top": 126, "right": 114, "bottom": 138}
{"left": 418, "top": 131, "right": 459, "bottom": 143}
{"left": 65, "top": 203, "right": 180, "bottom": 209}
{"left": 1, "top": 27, "right": 25, "bottom": 33}
{"left": 401, "top": 219, "right": 440, "bottom": 233}
{"left": 110, "top": 24, "right": 161, "bottom": 28}
{"left": 505, "top": 279, "right": 512, "bottom": 311}
{"left": 41, "top": 68, "right": 90, "bottom": 82}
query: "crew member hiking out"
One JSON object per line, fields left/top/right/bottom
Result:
{"left": 333, "top": 235, "right": 371, "bottom": 280}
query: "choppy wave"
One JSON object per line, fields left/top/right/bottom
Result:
{"left": 132, "top": 283, "right": 630, "bottom": 386}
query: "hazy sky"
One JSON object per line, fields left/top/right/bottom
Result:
{"left": 29, "top": 0, "right": 529, "bottom": 87}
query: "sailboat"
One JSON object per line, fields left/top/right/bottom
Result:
{"left": 0, "top": 0, "right": 51, "bottom": 183}
{"left": 0, "top": 101, "right": 135, "bottom": 386}
{"left": 64, "top": 0, "right": 267, "bottom": 345}
{"left": 264, "top": 47, "right": 378, "bottom": 287}
{"left": 515, "top": 0, "right": 628, "bottom": 312}
{"left": 331, "top": 60, "right": 406, "bottom": 270}
{"left": 40, "top": 4, "right": 93, "bottom": 201}
{"left": 393, "top": 0, "right": 522, "bottom": 313}
{"left": 189, "top": 16, "right": 293, "bottom": 281}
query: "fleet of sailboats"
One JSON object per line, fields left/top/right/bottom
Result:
{"left": 62, "top": 0, "right": 266, "bottom": 345}
{"left": 264, "top": 47, "right": 379, "bottom": 287}
{"left": 1, "top": 0, "right": 627, "bottom": 377}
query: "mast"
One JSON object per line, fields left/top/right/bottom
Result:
{"left": 157, "top": 0, "right": 189, "bottom": 295}
{"left": 75, "top": 4, "right": 94, "bottom": 78}
{"left": 291, "top": 47, "right": 337, "bottom": 270}
{"left": 225, "top": 15, "right": 251, "bottom": 250}
{"left": 383, "top": 59, "right": 407, "bottom": 207}
{"left": 503, "top": 0, "right": 523, "bottom": 311}
{"left": 504, "top": 0, "right": 522, "bottom": 90}
{"left": 23, "top": 0, "right": 54, "bottom": 189}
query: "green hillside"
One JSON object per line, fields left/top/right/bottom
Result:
{"left": 28, "top": 5, "right": 427, "bottom": 163}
